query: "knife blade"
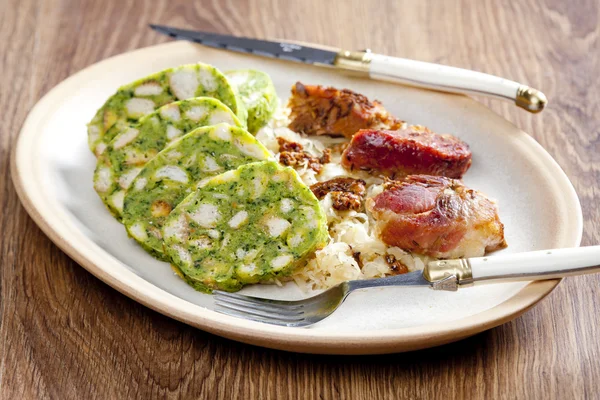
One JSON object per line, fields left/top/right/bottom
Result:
{"left": 150, "top": 24, "right": 337, "bottom": 66}
{"left": 150, "top": 24, "right": 547, "bottom": 113}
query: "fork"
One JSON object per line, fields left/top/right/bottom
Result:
{"left": 214, "top": 245, "right": 600, "bottom": 327}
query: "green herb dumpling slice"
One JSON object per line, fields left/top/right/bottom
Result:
{"left": 225, "top": 69, "right": 278, "bottom": 134}
{"left": 163, "top": 160, "right": 329, "bottom": 293}
{"left": 88, "top": 63, "right": 247, "bottom": 156}
{"left": 93, "top": 98, "right": 242, "bottom": 217}
{"left": 122, "top": 123, "right": 270, "bottom": 259}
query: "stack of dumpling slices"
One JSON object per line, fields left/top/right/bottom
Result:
{"left": 89, "top": 64, "right": 327, "bottom": 292}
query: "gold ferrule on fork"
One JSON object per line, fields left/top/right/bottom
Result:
{"left": 424, "top": 259, "right": 474, "bottom": 291}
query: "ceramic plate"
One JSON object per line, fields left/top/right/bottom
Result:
{"left": 11, "top": 41, "right": 582, "bottom": 354}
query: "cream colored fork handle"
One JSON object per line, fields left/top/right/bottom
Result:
{"left": 470, "top": 245, "right": 600, "bottom": 282}
{"left": 368, "top": 53, "right": 547, "bottom": 113}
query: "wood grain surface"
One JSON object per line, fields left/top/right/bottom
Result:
{"left": 1, "top": 0, "right": 599, "bottom": 398}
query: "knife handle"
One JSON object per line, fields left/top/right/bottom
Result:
{"left": 334, "top": 50, "right": 547, "bottom": 113}
{"left": 426, "top": 246, "right": 600, "bottom": 289}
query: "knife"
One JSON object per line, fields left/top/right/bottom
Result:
{"left": 150, "top": 24, "right": 548, "bottom": 113}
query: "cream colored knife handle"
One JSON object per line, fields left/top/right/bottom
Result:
{"left": 366, "top": 53, "right": 548, "bottom": 113}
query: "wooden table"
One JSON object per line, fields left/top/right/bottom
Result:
{"left": 2, "top": 0, "right": 599, "bottom": 398}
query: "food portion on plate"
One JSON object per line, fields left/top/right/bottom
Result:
{"left": 89, "top": 66, "right": 506, "bottom": 293}
{"left": 122, "top": 123, "right": 270, "bottom": 259}
{"left": 87, "top": 63, "right": 247, "bottom": 156}
{"left": 225, "top": 69, "right": 278, "bottom": 134}
{"left": 164, "top": 161, "right": 328, "bottom": 292}
{"left": 288, "top": 82, "right": 404, "bottom": 138}
{"left": 342, "top": 125, "right": 472, "bottom": 179}
{"left": 94, "top": 97, "right": 243, "bottom": 217}
{"left": 367, "top": 175, "right": 506, "bottom": 258}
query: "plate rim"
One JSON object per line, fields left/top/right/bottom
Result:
{"left": 10, "top": 41, "right": 583, "bottom": 354}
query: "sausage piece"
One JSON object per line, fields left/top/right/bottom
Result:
{"left": 342, "top": 126, "right": 472, "bottom": 179}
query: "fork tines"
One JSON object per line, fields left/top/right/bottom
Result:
{"left": 213, "top": 291, "right": 308, "bottom": 327}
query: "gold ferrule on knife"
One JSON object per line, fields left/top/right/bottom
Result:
{"left": 424, "top": 259, "right": 474, "bottom": 291}
{"left": 516, "top": 85, "right": 548, "bottom": 113}
{"left": 333, "top": 50, "right": 372, "bottom": 75}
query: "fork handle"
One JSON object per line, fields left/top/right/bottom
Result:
{"left": 471, "top": 245, "right": 600, "bottom": 282}
{"left": 426, "top": 246, "right": 600, "bottom": 285}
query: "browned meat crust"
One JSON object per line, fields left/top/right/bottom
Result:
{"left": 385, "top": 254, "right": 409, "bottom": 274}
{"left": 310, "top": 177, "right": 366, "bottom": 211}
{"left": 342, "top": 126, "right": 472, "bottom": 179}
{"left": 367, "top": 175, "right": 507, "bottom": 258}
{"left": 287, "top": 82, "right": 404, "bottom": 138}
{"left": 278, "top": 137, "right": 303, "bottom": 152}
{"left": 310, "top": 177, "right": 366, "bottom": 198}
{"left": 329, "top": 192, "right": 362, "bottom": 211}
{"left": 277, "top": 137, "right": 331, "bottom": 173}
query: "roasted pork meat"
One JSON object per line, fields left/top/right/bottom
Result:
{"left": 366, "top": 175, "right": 506, "bottom": 258}
{"left": 342, "top": 126, "right": 472, "bottom": 179}
{"left": 287, "top": 82, "right": 403, "bottom": 138}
